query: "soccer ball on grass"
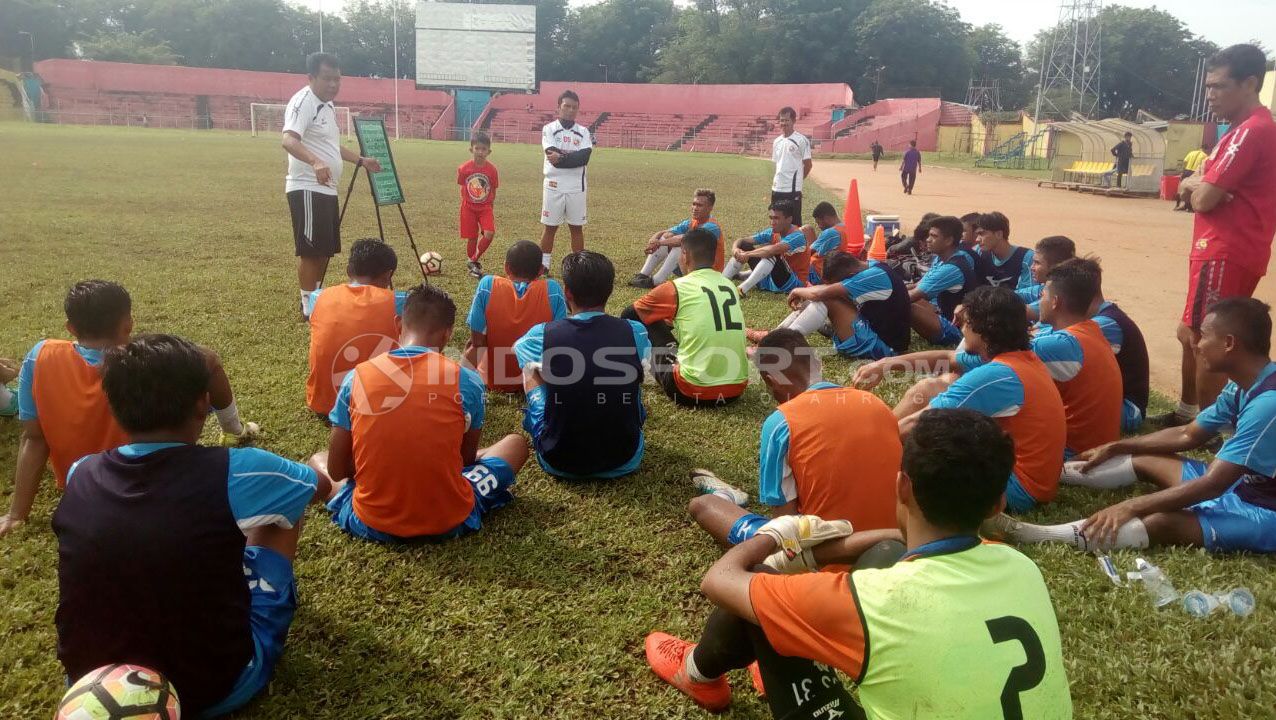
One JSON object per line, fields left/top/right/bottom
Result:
{"left": 419, "top": 251, "right": 444, "bottom": 276}
{"left": 56, "top": 664, "right": 180, "bottom": 720}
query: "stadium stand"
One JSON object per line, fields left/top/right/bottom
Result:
{"left": 827, "top": 98, "right": 944, "bottom": 153}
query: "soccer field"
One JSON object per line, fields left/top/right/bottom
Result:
{"left": 1, "top": 123, "right": 1273, "bottom": 719}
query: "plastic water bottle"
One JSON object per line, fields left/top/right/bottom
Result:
{"left": 1127, "top": 558, "right": 1178, "bottom": 608}
{"left": 1182, "top": 588, "right": 1256, "bottom": 618}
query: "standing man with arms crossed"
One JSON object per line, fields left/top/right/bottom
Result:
{"left": 1158, "top": 44, "right": 1276, "bottom": 428}
{"left": 771, "top": 107, "right": 812, "bottom": 224}
{"left": 540, "top": 90, "right": 593, "bottom": 276}
{"left": 281, "top": 53, "right": 381, "bottom": 317}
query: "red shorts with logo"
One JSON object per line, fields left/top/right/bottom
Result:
{"left": 1182, "top": 259, "right": 1261, "bottom": 329}
{"left": 459, "top": 204, "right": 495, "bottom": 239}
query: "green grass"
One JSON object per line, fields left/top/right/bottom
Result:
{"left": 1, "top": 122, "right": 1273, "bottom": 719}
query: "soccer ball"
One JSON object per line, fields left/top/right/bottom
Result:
{"left": 56, "top": 664, "right": 180, "bottom": 720}
{"left": 420, "top": 251, "right": 444, "bottom": 276}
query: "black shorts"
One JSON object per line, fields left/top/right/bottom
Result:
{"left": 288, "top": 189, "right": 341, "bottom": 258}
{"left": 770, "top": 190, "right": 802, "bottom": 225}
{"left": 736, "top": 239, "right": 795, "bottom": 288}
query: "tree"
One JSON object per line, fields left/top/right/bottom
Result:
{"left": 0, "top": 0, "right": 80, "bottom": 61}
{"left": 559, "top": 0, "right": 679, "bottom": 83}
{"left": 78, "top": 29, "right": 178, "bottom": 64}
{"left": 966, "top": 24, "right": 1029, "bottom": 110}
{"left": 337, "top": 0, "right": 414, "bottom": 78}
{"left": 851, "top": 0, "right": 972, "bottom": 101}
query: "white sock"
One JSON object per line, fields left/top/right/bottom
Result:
{"left": 215, "top": 400, "right": 245, "bottom": 435}
{"left": 639, "top": 247, "right": 667, "bottom": 277}
{"left": 542, "top": 252, "right": 553, "bottom": 269}
{"left": 1006, "top": 517, "right": 1149, "bottom": 550}
{"left": 652, "top": 247, "right": 682, "bottom": 283}
{"left": 777, "top": 309, "right": 801, "bottom": 329}
{"left": 684, "top": 648, "right": 715, "bottom": 683}
{"left": 299, "top": 289, "right": 311, "bottom": 315}
{"left": 1061, "top": 455, "right": 1136, "bottom": 489}
{"left": 787, "top": 301, "right": 829, "bottom": 336}
{"left": 1112, "top": 518, "right": 1151, "bottom": 549}
{"left": 738, "top": 257, "right": 776, "bottom": 294}
{"left": 722, "top": 258, "right": 742, "bottom": 281}
{"left": 1175, "top": 401, "right": 1199, "bottom": 418}
{"left": 0, "top": 384, "right": 13, "bottom": 408}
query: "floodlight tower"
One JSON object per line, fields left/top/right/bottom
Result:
{"left": 966, "top": 79, "right": 1002, "bottom": 112}
{"left": 1032, "top": 0, "right": 1102, "bottom": 125}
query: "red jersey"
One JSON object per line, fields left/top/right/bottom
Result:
{"left": 458, "top": 160, "right": 499, "bottom": 208}
{"left": 1192, "top": 107, "right": 1276, "bottom": 277}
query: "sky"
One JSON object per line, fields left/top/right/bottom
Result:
{"left": 291, "top": 0, "right": 1275, "bottom": 52}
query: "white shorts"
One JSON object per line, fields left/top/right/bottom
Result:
{"left": 541, "top": 188, "right": 587, "bottom": 227}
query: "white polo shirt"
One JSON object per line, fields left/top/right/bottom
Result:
{"left": 283, "top": 86, "right": 342, "bottom": 196}
{"left": 542, "top": 119, "right": 593, "bottom": 194}
{"left": 771, "top": 131, "right": 812, "bottom": 193}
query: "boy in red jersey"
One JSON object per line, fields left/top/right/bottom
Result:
{"left": 458, "top": 132, "right": 500, "bottom": 279}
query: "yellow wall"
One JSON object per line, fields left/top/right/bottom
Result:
{"left": 1021, "top": 117, "right": 1051, "bottom": 158}
{"left": 937, "top": 125, "right": 969, "bottom": 154}
{"left": 1162, "top": 122, "right": 1205, "bottom": 170}
{"left": 1262, "top": 70, "right": 1276, "bottom": 112}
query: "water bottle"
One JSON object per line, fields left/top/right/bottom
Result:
{"left": 1182, "top": 588, "right": 1256, "bottom": 618}
{"left": 1127, "top": 558, "right": 1178, "bottom": 608}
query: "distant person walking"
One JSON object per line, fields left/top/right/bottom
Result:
{"left": 900, "top": 140, "right": 921, "bottom": 194}
{"left": 281, "top": 52, "right": 380, "bottom": 317}
{"left": 1105, "top": 132, "right": 1134, "bottom": 188}
{"left": 771, "top": 106, "right": 812, "bottom": 223}
{"left": 1157, "top": 44, "right": 1276, "bottom": 428}
{"left": 540, "top": 90, "right": 593, "bottom": 276}
{"left": 871, "top": 140, "right": 884, "bottom": 170}
{"left": 1174, "top": 143, "right": 1210, "bottom": 212}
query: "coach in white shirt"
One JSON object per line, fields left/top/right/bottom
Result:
{"left": 539, "top": 90, "right": 593, "bottom": 275}
{"left": 281, "top": 52, "right": 380, "bottom": 315}
{"left": 771, "top": 106, "right": 812, "bottom": 224}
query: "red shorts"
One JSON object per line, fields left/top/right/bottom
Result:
{"left": 459, "top": 204, "right": 495, "bottom": 239}
{"left": 1182, "top": 259, "right": 1261, "bottom": 329}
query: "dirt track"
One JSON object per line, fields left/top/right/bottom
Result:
{"left": 809, "top": 159, "right": 1276, "bottom": 395}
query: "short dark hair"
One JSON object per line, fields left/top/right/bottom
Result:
{"left": 470, "top": 131, "right": 491, "bottom": 148}
{"left": 560, "top": 250, "right": 614, "bottom": 308}
{"left": 102, "top": 334, "right": 210, "bottom": 434}
{"left": 963, "top": 285, "right": 1030, "bottom": 356}
{"left": 912, "top": 212, "right": 941, "bottom": 244}
{"left": 769, "top": 199, "right": 796, "bottom": 222}
{"left": 777, "top": 106, "right": 796, "bottom": 120}
{"left": 694, "top": 188, "right": 716, "bottom": 206}
{"left": 928, "top": 216, "right": 963, "bottom": 244}
{"left": 1124, "top": 132, "right": 1133, "bottom": 138}
{"left": 754, "top": 328, "right": 813, "bottom": 383}
{"left": 681, "top": 228, "right": 719, "bottom": 268}
{"left": 909, "top": 139, "right": 917, "bottom": 147}
{"left": 811, "top": 201, "right": 837, "bottom": 220}
{"left": 1046, "top": 258, "right": 1101, "bottom": 315}
{"left": 557, "top": 90, "right": 580, "bottom": 106}
{"left": 65, "top": 280, "right": 131, "bottom": 341}
{"left": 1034, "top": 235, "right": 1076, "bottom": 266}
{"left": 347, "top": 239, "right": 397, "bottom": 278}
{"left": 1206, "top": 297, "right": 1271, "bottom": 355}
{"left": 822, "top": 251, "right": 865, "bottom": 284}
{"left": 402, "top": 284, "right": 456, "bottom": 334}
{"left": 506, "top": 240, "right": 544, "bottom": 279}
{"left": 905, "top": 409, "right": 1015, "bottom": 532}
{"left": 306, "top": 52, "right": 339, "bottom": 76}
{"left": 1207, "top": 44, "right": 1267, "bottom": 91}
{"left": 976, "top": 211, "right": 1010, "bottom": 237}
{"left": 960, "top": 212, "right": 982, "bottom": 225}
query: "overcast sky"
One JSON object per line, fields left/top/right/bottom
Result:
{"left": 292, "top": 0, "right": 1275, "bottom": 53}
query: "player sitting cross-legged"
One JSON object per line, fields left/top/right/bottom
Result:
{"left": 629, "top": 188, "right": 724, "bottom": 289}
{"left": 645, "top": 409, "right": 1072, "bottom": 718}
{"left": 53, "top": 334, "right": 332, "bottom": 717}
{"left": 622, "top": 229, "right": 749, "bottom": 408}
{"left": 1, "top": 280, "right": 260, "bottom": 537}
{"left": 803, "top": 201, "right": 853, "bottom": 284}
{"left": 463, "top": 240, "right": 568, "bottom": 393}
{"left": 990, "top": 299, "right": 1276, "bottom": 555}
{"left": 906, "top": 215, "right": 978, "bottom": 346}
{"left": 314, "top": 284, "right": 529, "bottom": 543}
{"left": 973, "top": 211, "right": 1035, "bottom": 290}
{"left": 687, "top": 329, "right": 901, "bottom": 550}
{"left": 721, "top": 200, "right": 810, "bottom": 297}
{"left": 303, "top": 239, "right": 407, "bottom": 419}
{"left": 515, "top": 251, "right": 651, "bottom": 480}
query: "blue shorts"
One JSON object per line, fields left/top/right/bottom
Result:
{"left": 935, "top": 315, "right": 963, "bottom": 347}
{"left": 326, "top": 458, "right": 516, "bottom": 543}
{"left": 833, "top": 321, "right": 896, "bottom": 360}
{"left": 1004, "top": 473, "right": 1037, "bottom": 514}
{"left": 727, "top": 512, "right": 770, "bottom": 545}
{"left": 1121, "top": 399, "right": 1144, "bottom": 434}
{"left": 1182, "top": 459, "right": 1276, "bottom": 553}
{"left": 522, "top": 385, "right": 644, "bottom": 479}
{"left": 203, "top": 546, "right": 296, "bottom": 717}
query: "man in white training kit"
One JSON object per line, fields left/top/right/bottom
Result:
{"left": 539, "top": 90, "right": 593, "bottom": 276}
{"left": 770, "top": 106, "right": 812, "bottom": 224}
{"left": 281, "top": 52, "right": 381, "bottom": 316}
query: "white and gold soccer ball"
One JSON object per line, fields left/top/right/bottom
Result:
{"left": 419, "top": 251, "right": 444, "bottom": 276}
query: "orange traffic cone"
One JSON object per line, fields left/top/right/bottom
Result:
{"left": 841, "top": 178, "right": 863, "bottom": 253}
{"left": 867, "top": 225, "right": 888, "bottom": 262}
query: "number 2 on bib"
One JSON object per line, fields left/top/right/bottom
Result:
{"left": 699, "top": 285, "right": 742, "bottom": 332}
{"left": 985, "top": 615, "right": 1046, "bottom": 720}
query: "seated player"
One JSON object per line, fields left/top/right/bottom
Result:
{"left": 959, "top": 211, "right": 981, "bottom": 252}
{"left": 622, "top": 229, "right": 749, "bottom": 408}
{"left": 803, "top": 201, "right": 851, "bottom": 283}
{"left": 855, "top": 286, "right": 1067, "bottom": 512}
{"left": 463, "top": 240, "right": 568, "bottom": 392}
{"left": 645, "top": 409, "right": 1071, "bottom": 717}
{"left": 721, "top": 200, "right": 809, "bottom": 296}
{"left": 1, "top": 281, "right": 258, "bottom": 537}
{"left": 1018, "top": 235, "right": 1075, "bottom": 320}
{"left": 516, "top": 251, "right": 650, "bottom": 479}
{"left": 1091, "top": 269, "right": 1150, "bottom": 432}
{"left": 629, "top": 188, "right": 723, "bottom": 289}
{"left": 974, "top": 211, "right": 1035, "bottom": 290}
{"left": 761, "top": 252, "right": 911, "bottom": 360}
{"left": 906, "top": 215, "right": 977, "bottom": 346}
{"left": 317, "top": 284, "right": 529, "bottom": 542}
{"left": 304, "top": 239, "right": 407, "bottom": 418}
{"left": 0, "top": 358, "right": 17, "bottom": 417}
{"left": 688, "top": 329, "right": 901, "bottom": 548}
{"left": 54, "top": 334, "right": 331, "bottom": 718}
{"left": 992, "top": 298, "right": 1276, "bottom": 555}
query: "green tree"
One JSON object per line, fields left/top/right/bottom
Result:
{"left": 559, "top": 0, "right": 678, "bottom": 83}
{"left": 0, "top": 0, "right": 79, "bottom": 61}
{"left": 967, "top": 24, "right": 1029, "bottom": 110}
{"left": 337, "top": 0, "right": 414, "bottom": 78}
{"left": 852, "top": 0, "right": 972, "bottom": 101}
{"left": 78, "top": 29, "right": 178, "bottom": 64}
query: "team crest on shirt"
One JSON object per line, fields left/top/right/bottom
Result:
{"left": 465, "top": 173, "right": 492, "bottom": 203}
{"left": 1197, "top": 238, "right": 1209, "bottom": 251}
